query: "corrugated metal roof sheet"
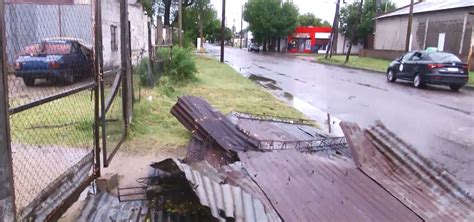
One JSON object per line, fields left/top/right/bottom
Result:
{"left": 238, "top": 150, "right": 422, "bottom": 221}
{"left": 341, "top": 121, "right": 474, "bottom": 221}
{"left": 376, "top": 0, "right": 474, "bottom": 19}
{"left": 77, "top": 192, "right": 145, "bottom": 222}
{"left": 171, "top": 159, "right": 282, "bottom": 222}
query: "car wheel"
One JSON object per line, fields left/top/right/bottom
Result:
{"left": 62, "top": 73, "right": 74, "bottom": 85}
{"left": 413, "top": 74, "right": 425, "bottom": 88}
{"left": 387, "top": 69, "right": 396, "bottom": 82}
{"left": 449, "top": 84, "right": 462, "bottom": 91}
{"left": 22, "top": 77, "right": 35, "bottom": 87}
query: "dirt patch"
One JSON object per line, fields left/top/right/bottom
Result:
{"left": 58, "top": 147, "right": 186, "bottom": 222}
{"left": 102, "top": 147, "right": 186, "bottom": 188}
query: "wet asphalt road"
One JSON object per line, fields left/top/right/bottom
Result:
{"left": 205, "top": 44, "right": 474, "bottom": 191}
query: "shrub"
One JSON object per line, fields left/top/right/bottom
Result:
{"left": 158, "top": 46, "right": 197, "bottom": 83}
{"left": 136, "top": 57, "right": 159, "bottom": 87}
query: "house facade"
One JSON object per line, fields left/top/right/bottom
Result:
{"left": 102, "top": 0, "right": 154, "bottom": 69}
{"left": 372, "top": 1, "right": 474, "bottom": 61}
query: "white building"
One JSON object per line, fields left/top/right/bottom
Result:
{"left": 102, "top": 0, "right": 155, "bottom": 70}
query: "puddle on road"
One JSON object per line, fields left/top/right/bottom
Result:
{"left": 249, "top": 74, "right": 277, "bottom": 84}
{"left": 248, "top": 75, "right": 343, "bottom": 137}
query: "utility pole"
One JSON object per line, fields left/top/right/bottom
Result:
{"left": 405, "top": 0, "right": 414, "bottom": 52}
{"left": 345, "top": 0, "right": 364, "bottom": 63}
{"left": 326, "top": 0, "right": 340, "bottom": 59}
{"left": 178, "top": 0, "right": 183, "bottom": 46}
{"left": 220, "top": 0, "right": 226, "bottom": 63}
{"left": 240, "top": 5, "right": 243, "bottom": 49}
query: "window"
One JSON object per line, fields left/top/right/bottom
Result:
{"left": 427, "top": 52, "right": 461, "bottom": 62}
{"left": 401, "top": 52, "right": 414, "bottom": 61}
{"left": 20, "top": 42, "right": 71, "bottom": 56}
{"left": 110, "top": 25, "right": 118, "bottom": 51}
{"left": 411, "top": 52, "right": 423, "bottom": 61}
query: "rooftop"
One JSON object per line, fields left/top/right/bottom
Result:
{"left": 376, "top": 0, "right": 474, "bottom": 19}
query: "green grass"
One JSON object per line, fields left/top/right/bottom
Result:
{"left": 128, "top": 56, "right": 306, "bottom": 152}
{"left": 9, "top": 55, "right": 311, "bottom": 152}
{"left": 469, "top": 72, "right": 474, "bottom": 86}
{"left": 10, "top": 90, "right": 95, "bottom": 148}
{"left": 315, "top": 55, "right": 391, "bottom": 73}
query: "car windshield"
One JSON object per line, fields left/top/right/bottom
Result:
{"left": 427, "top": 52, "right": 461, "bottom": 62}
{"left": 20, "top": 42, "right": 71, "bottom": 56}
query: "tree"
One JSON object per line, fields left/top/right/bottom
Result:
{"left": 244, "top": 0, "right": 298, "bottom": 51}
{"left": 339, "top": 0, "right": 396, "bottom": 46}
{"left": 298, "top": 13, "right": 331, "bottom": 27}
{"left": 194, "top": 0, "right": 213, "bottom": 47}
{"left": 174, "top": 0, "right": 221, "bottom": 47}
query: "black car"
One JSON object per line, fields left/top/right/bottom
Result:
{"left": 386, "top": 51, "right": 469, "bottom": 91}
{"left": 14, "top": 37, "right": 93, "bottom": 86}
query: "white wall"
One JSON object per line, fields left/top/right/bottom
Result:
{"left": 129, "top": 3, "right": 153, "bottom": 65}
{"left": 102, "top": 0, "right": 121, "bottom": 70}
{"left": 102, "top": 0, "right": 153, "bottom": 70}
{"left": 336, "top": 32, "right": 362, "bottom": 54}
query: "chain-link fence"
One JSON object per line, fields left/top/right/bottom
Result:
{"left": 0, "top": 0, "right": 136, "bottom": 219}
{"left": 3, "top": 0, "right": 98, "bottom": 220}
{"left": 102, "top": 68, "right": 126, "bottom": 167}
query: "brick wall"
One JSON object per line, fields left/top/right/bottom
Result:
{"left": 359, "top": 49, "right": 405, "bottom": 61}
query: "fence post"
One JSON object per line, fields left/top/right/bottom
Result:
{"left": 120, "top": 0, "right": 132, "bottom": 129}
{"left": 94, "top": 0, "right": 103, "bottom": 175}
{"left": 0, "top": 0, "right": 17, "bottom": 220}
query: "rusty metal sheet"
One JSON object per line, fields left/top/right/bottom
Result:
{"left": 183, "top": 136, "right": 237, "bottom": 167}
{"left": 171, "top": 96, "right": 259, "bottom": 153}
{"left": 239, "top": 150, "right": 422, "bottom": 222}
{"left": 341, "top": 121, "right": 474, "bottom": 221}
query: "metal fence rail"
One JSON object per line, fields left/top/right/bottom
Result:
{"left": 257, "top": 137, "right": 348, "bottom": 153}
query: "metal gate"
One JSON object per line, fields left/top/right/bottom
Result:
{"left": 0, "top": 0, "right": 133, "bottom": 219}
{"left": 98, "top": 0, "right": 132, "bottom": 168}
{"left": 0, "top": 0, "right": 101, "bottom": 220}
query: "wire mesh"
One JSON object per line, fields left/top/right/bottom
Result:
{"left": 4, "top": 1, "right": 96, "bottom": 219}
{"left": 102, "top": 68, "right": 126, "bottom": 166}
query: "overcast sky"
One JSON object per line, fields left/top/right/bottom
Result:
{"left": 210, "top": 0, "right": 414, "bottom": 29}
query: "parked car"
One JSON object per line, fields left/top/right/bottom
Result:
{"left": 386, "top": 51, "right": 469, "bottom": 91}
{"left": 248, "top": 43, "right": 260, "bottom": 52}
{"left": 14, "top": 37, "right": 93, "bottom": 86}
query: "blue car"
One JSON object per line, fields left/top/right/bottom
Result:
{"left": 14, "top": 38, "right": 93, "bottom": 86}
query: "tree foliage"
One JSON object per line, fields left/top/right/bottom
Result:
{"left": 138, "top": 0, "right": 195, "bottom": 25}
{"left": 339, "top": 0, "right": 396, "bottom": 45}
{"left": 178, "top": 0, "right": 226, "bottom": 46}
{"left": 243, "top": 0, "right": 298, "bottom": 44}
{"left": 298, "top": 13, "right": 331, "bottom": 27}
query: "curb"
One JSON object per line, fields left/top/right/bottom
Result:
{"left": 310, "top": 59, "right": 474, "bottom": 90}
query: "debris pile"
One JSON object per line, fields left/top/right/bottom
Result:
{"left": 80, "top": 96, "right": 473, "bottom": 221}
{"left": 171, "top": 96, "right": 260, "bottom": 166}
